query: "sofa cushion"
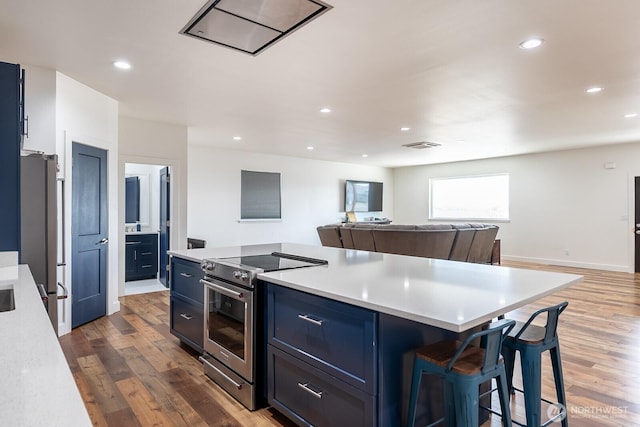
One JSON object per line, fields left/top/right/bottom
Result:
{"left": 467, "top": 226, "right": 499, "bottom": 263}
{"left": 372, "top": 228, "right": 456, "bottom": 259}
{"left": 316, "top": 225, "right": 343, "bottom": 248}
{"left": 350, "top": 227, "right": 376, "bottom": 251}
{"left": 339, "top": 226, "right": 355, "bottom": 249}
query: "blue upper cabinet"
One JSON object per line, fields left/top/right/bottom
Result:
{"left": 0, "top": 61, "right": 22, "bottom": 251}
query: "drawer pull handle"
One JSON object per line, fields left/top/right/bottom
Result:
{"left": 180, "top": 313, "right": 193, "bottom": 320}
{"left": 141, "top": 252, "right": 152, "bottom": 255}
{"left": 180, "top": 272, "right": 193, "bottom": 278}
{"left": 298, "top": 382, "right": 323, "bottom": 399}
{"left": 298, "top": 314, "right": 324, "bottom": 326}
{"left": 141, "top": 265, "right": 152, "bottom": 268}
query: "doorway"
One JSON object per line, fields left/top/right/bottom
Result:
{"left": 124, "top": 162, "right": 170, "bottom": 295}
{"left": 71, "top": 143, "right": 108, "bottom": 328}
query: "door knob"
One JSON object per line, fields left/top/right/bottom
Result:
{"left": 98, "top": 238, "right": 109, "bottom": 244}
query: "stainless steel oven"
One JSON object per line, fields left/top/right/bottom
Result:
{"left": 199, "top": 252, "right": 327, "bottom": 410}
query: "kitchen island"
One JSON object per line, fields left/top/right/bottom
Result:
{"left": 0, "top": 263, "right": 92, "bottom": 426}
{"left": 169, "top": 243, "right": 582, "bottom": 426}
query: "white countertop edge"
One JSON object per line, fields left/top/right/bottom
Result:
{"left": 259, "top": 273, "right": 582, "bottom": 332}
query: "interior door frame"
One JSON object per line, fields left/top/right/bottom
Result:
{"left": 119, "top": 155, "right": 176, "bottom": 297}
{"left": 59, "top": 132, "right": 118, "bottom": 336}
{"left": 627, "top": 171, "right": 640, "bottom": 273}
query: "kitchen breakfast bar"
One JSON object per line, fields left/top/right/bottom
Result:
{"left": 169, "top": 243, "right": 582, "bottom": 426}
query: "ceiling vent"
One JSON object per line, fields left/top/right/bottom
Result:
{"left": 181, "top": 0, "right": 333, "bottom": 56}
{"left": 403, "top": 141, "right": 442, "bottom": 149}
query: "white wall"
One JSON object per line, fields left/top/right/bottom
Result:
{"left": 394, "top": 142, "right": 640, "bottom": 272}
{"left": 187, "top": 145, "right": 394, "bottom": 247}
{"left": 56, "top": 72, "right": 119, "bottom": 336}
{"left": 118, "top": 116, "right": 188, "bottom": 295}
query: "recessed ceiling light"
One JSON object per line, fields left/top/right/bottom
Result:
{"left": 320, "top": 107, "right": 331, "bottom": 113}
{"left": 585, "top": 86, "right": 603, "bottom": 94}
{"left": 362, "top": 154, "right": 368, "bottom": 158}
{"left": 519, "top": 38, "right": 544, "bottom": 49}
{"left": 233, "top": 136, "right": 242, "bottom": 141}
{"left": 307, "top": 146, "right": 314, "bottom": 150}
{"left": 624, "top": 113, "right": 638, "bottom": 118}
{"left": 400, "top": 127, "right": 410, "bottom": 132}
{"left": 113, "top": 60, "right": 131, "bottom": 70}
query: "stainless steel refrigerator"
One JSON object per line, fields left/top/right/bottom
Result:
{"left": 20, "top": 153, "right": 63, "bottom": 334}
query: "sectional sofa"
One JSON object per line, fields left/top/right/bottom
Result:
{"left": 316, "top": 223, "right": 499, "bottom": 264}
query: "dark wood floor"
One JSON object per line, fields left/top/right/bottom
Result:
{"left": 60, "top": 262, "right": 640, "bottom": 426}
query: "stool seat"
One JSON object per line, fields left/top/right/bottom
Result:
{"left": 416, "top": 340, "right": 503, "bottom": 375}
{"left": 507, "top": 321, "right": 547, "bottom": 344}
{"left": 407, "top": 319, "right": 516, "bottom": 427}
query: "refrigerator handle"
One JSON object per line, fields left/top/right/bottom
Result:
{"left": 57, "top": 282, "right": 68, "bottom": 300}
{"left": 36, "top": 284, "right": 48, "bottom": 306}
{"left": 57, "top": 177, "right": 66, "bottom": 267}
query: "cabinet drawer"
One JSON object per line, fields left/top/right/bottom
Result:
{"left": 267, "top": 284, "right": 376, "bottom": 394}
{"left": 268, "top": 345, "right": 375, "bottom": 427}
{"left": 171, "top": 257, "right": 203, "bottom": 304}
{"left": 170, "top": 296, "right": 203, "bottom": 352}
{"left": 125, "top": 233, "right": 157, "bottom": 246}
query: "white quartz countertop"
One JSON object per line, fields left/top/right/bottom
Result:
{"left": 169, "top": 243, "right": 582, "bottom": 332}
{"left": 0, "top": 265, "right": 92, "bottom": 426}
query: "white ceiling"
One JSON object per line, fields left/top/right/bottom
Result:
{"left": 1, "top": 0, "right": 640, "bottom": 167}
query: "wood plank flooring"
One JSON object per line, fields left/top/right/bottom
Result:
{"left": 59, "top": 262, "right": 640, "bottom": 426}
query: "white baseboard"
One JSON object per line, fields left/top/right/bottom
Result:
{"left": 501, "top": 255, "right": 631, "bottom": 273}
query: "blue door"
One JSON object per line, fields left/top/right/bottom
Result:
{"left": 72, "top": 142, "right": 108, "bottom": 328}
{"left": 159, "top": 166, "right": 170, "bottom": 287}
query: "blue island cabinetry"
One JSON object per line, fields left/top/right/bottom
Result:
{"left": 265, "top": 281, "right": 466, "bottom": 427}
{"left": 266, "top": 283, "right": 377, "bottom": 426}
{"left": 169, "top": 256, "right": 204, "bottom": 353}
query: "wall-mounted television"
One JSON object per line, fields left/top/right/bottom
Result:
{"left": 345, "top": 180, "right": 383, "bottom": 212}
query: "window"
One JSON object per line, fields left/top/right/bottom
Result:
{"left": 429, "top": 174, "right": 509, "bottom": 220}
{"left": 241, "top": 170, "right": 281, "bottom": 220}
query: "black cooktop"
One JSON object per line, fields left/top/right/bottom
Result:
{"left": 219, "top": 252, "right": 328, "bottom": 272}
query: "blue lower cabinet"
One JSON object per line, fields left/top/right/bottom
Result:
{"left": 170, "top": 295, "right": 203, "bottom": 353}
{"left": 266, "top": 283, "right": 377, "bottom": 426}
{"left": 268, "top": 345, "right": 376, "bottom": 427}
{"left": 169, "top": 256, "right": 204, "bottom": 352}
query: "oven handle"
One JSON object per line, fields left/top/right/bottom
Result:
{"left": 199, "top": 355, "right": 243, "bottom": 390}
{"left": 200, "top": 279, "right": 244, "bottom": 300}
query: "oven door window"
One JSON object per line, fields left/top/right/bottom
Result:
{"left": 207, "top": 287, "right": 249, "bottom": 360}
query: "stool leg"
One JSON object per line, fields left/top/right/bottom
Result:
{"left": 502, "top": 344, "right": 516, "bottom": 395}
{"left": 451, "top": 378, "right": 479, "bottom": 427}
{"left": 550, "top": 345, "right": 568, "bottom": 427}
{"left": 443, "top": 380, "right": 456, "bottom": 427}
{"left": 407, "top": 361, "right": 423, "bottom": 427}
{"left": 520, "top": 350, "right": 542, "bottom": 427}
{"left": 496, "top": 370, "right": 513, "bottom": 426}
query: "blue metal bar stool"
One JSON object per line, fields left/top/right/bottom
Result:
{"left": 407, "top": 318, "right": 516, "bottom": 427}
{"left": 502, "top": 301, "right": 569, "bottom": 427}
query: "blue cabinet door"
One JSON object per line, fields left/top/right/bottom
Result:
{"left": 0, "top": 61, "right": 21, "bottom": 251}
